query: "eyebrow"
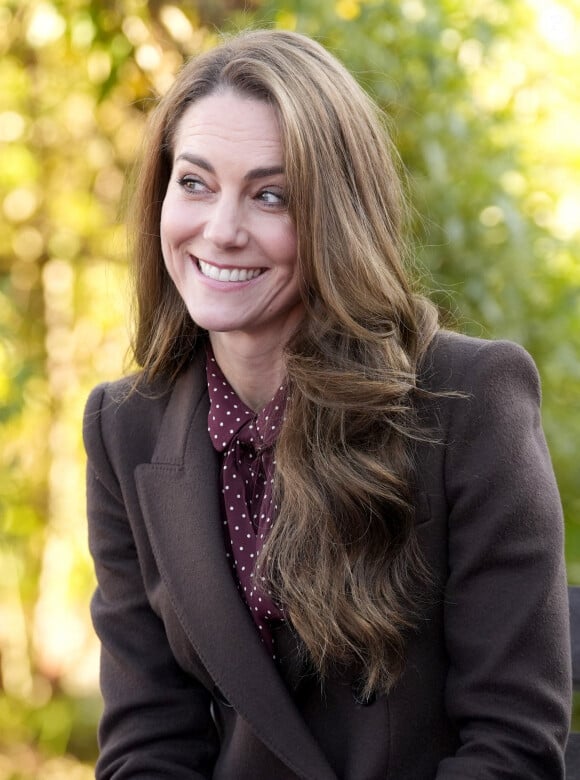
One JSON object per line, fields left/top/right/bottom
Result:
{"left": 175, "top": 153, "right": 284, "bottom": 181}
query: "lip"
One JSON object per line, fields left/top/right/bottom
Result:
{"left": 193, "top": 256, "right": 265, "bottom": 284}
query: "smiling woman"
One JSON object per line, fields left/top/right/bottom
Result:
{"left": 160, "top": 91, "right": 302, "bottom": 408}
{"left": 83, "top": 28, "right": 570, "bottom": 780}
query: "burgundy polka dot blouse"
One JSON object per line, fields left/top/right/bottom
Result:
{"left": 206, "top": 347, "right": 285, "bottom": 656}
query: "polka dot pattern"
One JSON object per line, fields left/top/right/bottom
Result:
{"left": 206, "top": 347, "right": 285, "bottom": 656}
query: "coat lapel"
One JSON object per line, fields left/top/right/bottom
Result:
{"left": 134, "top": 357, "right": 335, "bottom": 780}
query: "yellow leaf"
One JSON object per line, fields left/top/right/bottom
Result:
{"left": 335, "top": 0, "right": 361, "bottom": 21}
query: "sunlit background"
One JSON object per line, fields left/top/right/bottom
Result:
{"left": 1, "top": 0, "right": 579, "bottom": 775}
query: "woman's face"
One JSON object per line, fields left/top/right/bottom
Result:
{"left": 160, "top": 89, "right": 303, "bottom": 347}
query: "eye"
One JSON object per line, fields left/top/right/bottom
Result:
{"left": 256, "top": 188, "right": 286, "bottom": 207}
{"left": 177, "top": 175, "right": 209, "bottom": 194}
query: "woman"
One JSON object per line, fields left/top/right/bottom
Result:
{"left": 84, "top": 29, "right": 571, "bottom": 779}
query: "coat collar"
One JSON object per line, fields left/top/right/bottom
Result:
{"left": 134, "top": 354, "right": 336, "bottom": 780}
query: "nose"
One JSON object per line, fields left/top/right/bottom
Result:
{"left": 203, "top": 194, "right": 248, "bottom": 249}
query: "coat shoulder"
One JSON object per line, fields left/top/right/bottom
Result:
{"left": 420, "top": 329, "right": 539, "bottom": 396}
{"left": 83, "top": 371, "right": 175, "bottom": 476}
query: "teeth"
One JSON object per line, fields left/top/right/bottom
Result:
{"left": 199, "top": 259, "right": 262, "bottom": 282}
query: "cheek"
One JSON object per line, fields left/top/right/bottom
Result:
{"left": 159, "top": 196, "right": 172, "bottom": 258}
{"left": 160, "top": 195, "right": 193, "bottom": 248}
{"left": 159, "top": 200, "right": 186, "bottom": 284}
{"left": 271, "top": 222, "right": 298, "bottom": 269}
{"left": 160, "top": 192, "right": 179, "bottom": 238}
{"left": 287, "top": 238, "right": 299, "bottom": 277}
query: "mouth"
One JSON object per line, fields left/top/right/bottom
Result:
{"left": 197, "top": 258, "right": 263, "bottom": 283}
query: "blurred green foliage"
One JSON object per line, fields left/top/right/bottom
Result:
{"left": 0, "top": 0, "right": 578, "bottom": 774}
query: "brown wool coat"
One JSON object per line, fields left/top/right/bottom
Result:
{"left": 84, "top": 331, "right": 571, "bottom": 779}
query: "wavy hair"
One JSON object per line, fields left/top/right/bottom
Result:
{"left": 129, "top": 29, "right": 439, "bottom": 697}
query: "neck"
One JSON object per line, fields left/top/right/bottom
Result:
{"left": 209, "top": 333, "right": 288, "bottom": 411}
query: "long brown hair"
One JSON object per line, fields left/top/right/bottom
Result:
{"left": 129, "top": 29, "right": 439, "bottom": 697}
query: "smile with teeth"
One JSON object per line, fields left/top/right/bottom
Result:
{"left": 198, "top": 259, "right": 263, "bottom": 283}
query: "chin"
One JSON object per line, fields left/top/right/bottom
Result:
{"left": 187, "top": 314, "right": 243, "bottom": 334}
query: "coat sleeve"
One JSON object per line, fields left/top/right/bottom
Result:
{"left": 435, "top": 339, "right": 571, "bottom": 779}
{"left": 84, "top": 384, "right": 219, "bottom": 779}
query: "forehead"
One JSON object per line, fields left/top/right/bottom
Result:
{"left": 171, "top": 90, "right": 283, "bottom": 161}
